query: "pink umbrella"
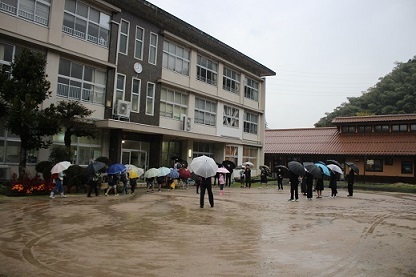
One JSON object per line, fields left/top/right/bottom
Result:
{"left": 217, "top": 167, "right": 230, "bottom": 174}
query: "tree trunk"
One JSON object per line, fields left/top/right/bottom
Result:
{"left": 64, "top": 129, "right": 72, "bottom": 160}
{"left": 19, "top": 147, "right": 27, "bottom": 180}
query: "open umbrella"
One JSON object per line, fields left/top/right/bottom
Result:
{"left": 303, "top": 162, "right": 323, "bottom": 179}
{"left": 51, "top": 161, "right": 71, "bottom": 174}
{"left": 168, "top": 168, "right": 180, "bottom": 179}
{"left": 144, "top": 168, "right": 159, "bottom": 178}
{"left": 242, "top": 161, "right": 254, "bottom": 168}
{"left": 326, "top": 159, "right": 342, "bottom": 168}
{"left": 327, "top": 164, "right": 343, "bottom": 174}
{"left": 190, "top": 155, "right": 218, "bottom": 178}
{"left": 314, "top": 163, "right": 331, "bottom": 176}
{"left": 158, "top": 167, "right": 170, "bottom": 177}
{"left": 125, "top": 164, "right": 144, "bottom": 178}
{"left": 87, "top": 161, "right": 106, "bottom": 173}
{"left": 107, "top": 163, "right": 127, "bottom": 175}
{"left": 179, "top": 167, "right": 191, "bottom": 179}
{"left": 260, "top": 165, "right": 271, "bottom": 172}
{"left": 235, "top": 165, "right": 244, "bottom": 170}
{"left": 346, "top": 162, "right": 359, "bottom": 174}
{"left": 222, "top": 160, "right": 236, "bottom": 170}
{"left": 288, "top": 161, "right": 306, "bottom": 176}
{"left": 217, "top": 167, "right": 230, "bottom": 174}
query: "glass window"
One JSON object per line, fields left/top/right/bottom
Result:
{"left": 160, "top": 87, "right": 188, "bottom": 120}
{"left": 192, "top": 141, "right": 215, "bottom": 158}
{"left": 0, "top": 0, "right": 17, "bottom": 15}
{"left": 196, "top": 54, "right": 217, "bottom": 86}
{"left": 366, "top": 158, "right": 383, "bottom": 172}
{"left": 243, "top": 147, "right": 257, "bottom": 168}
{"left": 391, "top": 124, "right": 408, "bottom": 132}
{"left": 57, "top": 58, "right": 106, "bottom": 104}
{"left": 115, "top": 74, "right": 125, "bottom": 102}
{"left": 162, "top": 40, "right": 190, "bottom": 75}
{"left": 401, "top": 161, "right": 413, "bottom": 174}
{"left": 119, "top": 19, "right": 129, "bottom": 55}
{"left": 5, "top": 0, "right": 51, "bottom": 26}
{"left": 148, "top": 32, "right": 158, "bottom": 65}
{"left": 358, "top": 125, "right": 372, "bottom": 133}
{"left": 411, "top": 124, "right": 416, "bottom": 132}
{"left": 374, "top": 125, "right": 390, "bottom": 132}
{"left": 223, "top": 105, "right": 239, "bottom": 128}
{"left": 223, "top": 67, "right": 240, "bottom": 94}
{"left": 244, "top": 112, "right": 258, "bottom": 134}
{"left": 194, "top": 97, "right": 216, "bottom": 126}
{"left": 62, "top": 0, "right": 110, "bottom": 48}
{"left": 146, "top": 82, "right": 155, "bottom": 115}
{"left": 131, "top": 78, "right": 141, "bottom": 112}
{"left": 244, "top": 77, "right": 258, "bottom": 101}
{"left": 225, "top": 145, "right": 238, "bottom": 166}
{"left": 134, "top": 26, "right": 144, "bottom": 60}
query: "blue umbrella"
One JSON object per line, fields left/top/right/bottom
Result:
{"left": 315, "top": 163, "right": 331, "bottom": 176}
{"left": 168, "top": 168, "right": 180, "bottom": 179}
{"left": 107, "top": 163, "right": 127, "bottom": 175}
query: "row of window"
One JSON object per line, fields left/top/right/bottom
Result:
{"left": 341, "top": 123, "right": 416, "bottom": 134}
{"left": 365, "top": 158, "right": 413, "bottom": 174}
{"left": 1, "top": 0, "right": 51, "bottom": 26}
{"left": 163, "top": 40, "right": 260, "bottom": 101}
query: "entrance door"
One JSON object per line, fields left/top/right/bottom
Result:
{"left": 121, "top": 150, "right": 147, "bottom": 169}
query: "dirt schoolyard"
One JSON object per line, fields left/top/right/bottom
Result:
{"left": 0, "top": 186, "right": 415, "bottom": 276}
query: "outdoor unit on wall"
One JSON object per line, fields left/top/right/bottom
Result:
{"left": 182, "top": 114, "right": 192, "bottom": 131}
{"left": 115, "top": 100, "right": 131, "bottom": 118}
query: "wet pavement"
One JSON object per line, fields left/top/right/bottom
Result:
{"left": 0, "top": 187, "right": 415, "bottom": 276}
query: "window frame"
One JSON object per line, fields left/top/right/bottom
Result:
{"left": 223, "top": 67, "right": 240, "bottom": 94}
{"left": 115, "top": 73, "right": 126, "bottom": 102}
{"left": 401, "top": 161, "right": 413, "bottom": 174}
{"left": 244, "top": 77, "right": 259, "bottom": 101}
{"left": 196, "top": 54, "right": 218, "bottom": 86}
{"left": 160, "top": 87, "right": 188, "bottom": 120}
{"left": 243, "top": 111, "right": 258, "bottom": 134}
{"left": 118, "top": 19, "right": 129, "bottom": 55}
{"left": 365, "top": 158, "right": 383, "bottom": 172}
{"left": 162, "top": 40, "right": 190, "bottom": 76}
{"left": 131, "top": 77, "right": 141, "bottom": 112}
{"left": 146, "top": 82, "right": 155, "bottom": 115}
{"left": 194, "top": 97, "right": 217, "bottom": 126}
{"left": 134, "top": 25, "right": 144, "bottom": 60}
{"left": 1, "top": 0, "right": 51, "bottom": 26}
{"left": 223, "top": 105, "right": 240, "bottom": 128}
{"left": 148, "top": 32, "right": 158, "bottom": 65}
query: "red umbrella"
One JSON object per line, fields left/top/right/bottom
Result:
{"left": 179, "top": 167, "right": 191, "bottom": 179}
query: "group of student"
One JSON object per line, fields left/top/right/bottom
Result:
{"left": 288, "top": 168, "right": 356, "bottom": 202}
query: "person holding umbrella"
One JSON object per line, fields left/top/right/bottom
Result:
{"left": 346, "top": 168, "right": 355, "bottom": 197}
{"left": 277, "top": 169, "right": 284, "bottom": 190}
{"left": 329, "top": 171, "right": 338, "bottom": 198}
{"left": 244, "top": 166, "right": 252, "bottom": 188}
{"left": 50, "top": 171, "right": 66, "bottom": 199}
{"left": 105, "top": 174, "right": 119, "bottom": 196}
{"left": 259, "top": 166, "right": 269, "bottom": 189}
{"left": 305, "top": 172, "right": 314, "bottom": 200}
{"left": 288, "top": 171, "right": 299, "bottom": 202}
{"left": 87, "top": 171, "right": 100, "bottom": 197}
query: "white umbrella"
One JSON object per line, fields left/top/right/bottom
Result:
{"left": 158, "top": 166, "right": 170, "bottom": 176}
{"left": 144, "top": 168, "right": 159, "bottom": 178}
{"left": 125, "top": 164, "right": 144, "bottom": 178}
{"left": 243, "top": 161, "right": 254, "bottom": 168}
{"left": 51, "top": 161, "right": 71, "bottom": 174}
{"left": 190, "top": 155, "right": 218, "bottom": 178}
{"left": 217, "top": 167, "right": 230, "bottom": 174}
{"left": 327, "top": 164, "right": 343, "bottom": 174}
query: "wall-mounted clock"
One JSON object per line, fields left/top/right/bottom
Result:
{"left": 133, "top": 62, "right": 142, "bottom": 74}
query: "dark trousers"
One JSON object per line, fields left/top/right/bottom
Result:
{"left": 87, "top": 181, "right": 98, "bottom": 197}
{"left": 331, "top": 186, "right": 337, "bottom": 197}
{"left": 278, "top": 179, "right": 283, "bottom": 189}
{"left": 348, "top": 182, "right": 354, "bottom": 196}
{"left": 290, "top": 183, "right": 298, "bottom": 200}
{"left": 200, "top": 182, "right": 214, "bottom": 208}
{"left": 245, "top": 178, "right": 251, "bottom": 188}
{"left": 306, "top": 183, "right": 313, "bottom": 198}
{"left": 225, "top": 174, "right": 232, "bottom": 187}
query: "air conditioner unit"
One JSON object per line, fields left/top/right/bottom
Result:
{"left": 116, "top": 100, "right": 131, "bottom": 118}
{"left": 182, "top": 115, "right": 192, "bottom": 131}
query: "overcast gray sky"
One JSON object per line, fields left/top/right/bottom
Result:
{"left": 149, "top": 0, "right": 416, "bottom": 129}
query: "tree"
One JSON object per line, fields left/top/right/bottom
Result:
{"left": 52, "top": 100, "right": 97, "bottom": 158}
{"left": 315, "top": 56, "right": 416, "bottom": 127}
{"left": 0, "top": 48, "right": 60, "bottom": 179}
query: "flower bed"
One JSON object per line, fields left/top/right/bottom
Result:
{"left": 6, "top": 176, "right": 54, "bottom": 196}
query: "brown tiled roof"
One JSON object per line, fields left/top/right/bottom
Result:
{"left": 265, "top": 128, "right": 416, "bottom": 156}
{"left": 332, "top": 114, "right": 416, "bottom": 124}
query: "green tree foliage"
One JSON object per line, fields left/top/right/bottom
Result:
{"left": 0, "top": 48, "right": 60, "bottom": 178}
{"left": 51, "top": 100, "right": 97, "bottom": 157}
{"left": 315, "top": 56, "right": 416, "bottom": 127}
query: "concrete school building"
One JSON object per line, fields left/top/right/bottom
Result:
{"left": 0, "top": 0, "right": 275, "bottom": 179}
{"left": 265, "top": 114, "right": 416, "bottom": 184}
